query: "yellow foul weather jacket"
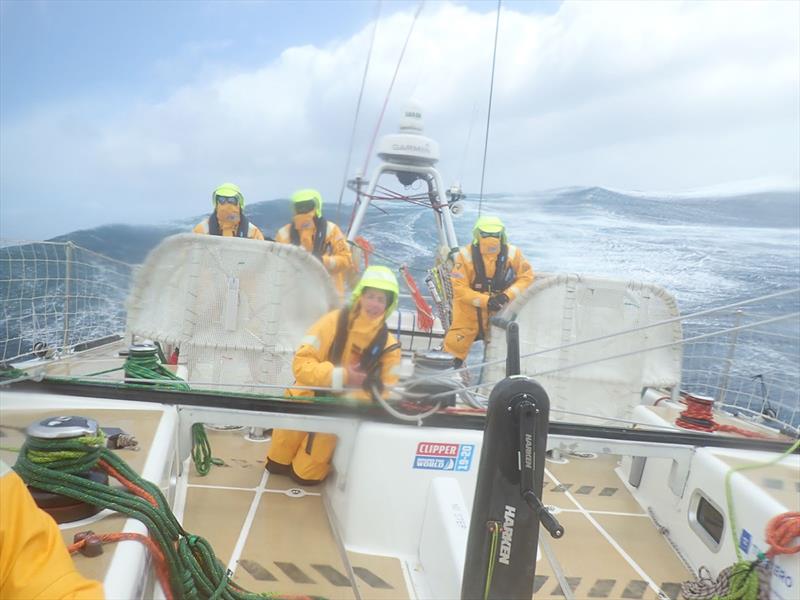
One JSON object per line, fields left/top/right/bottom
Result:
{"left": 267, "top": 305, "right": 401, "bottom": 482}
{"left": 275, "top": 219, "right": 352, "bottom": 296}
{"left": 192, "top": 212, "right": 265, "bottom": 239}
{"left": 443, "top": 242, "right": 534, "bottom": 360}
{"left": 0, "top": 462, "right": 104, "bottom": 599}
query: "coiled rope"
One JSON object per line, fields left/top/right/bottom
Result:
{"left": 191, "top": 423, "right": 225, "bottom": 476}
{"left": 13, "top": 432, "right": 321, "bottom": 600}
{"left": 681, "top": 439, "right": 800, "bottom": 600}
{"left": 676, "top": 393, "right": 774, "bottom": 439}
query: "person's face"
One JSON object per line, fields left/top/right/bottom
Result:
{"left": 361, "top": 288, "right": 388, "bottom": 319}
{"left": 215, "top": 196, "right": 241, "bottom": 222}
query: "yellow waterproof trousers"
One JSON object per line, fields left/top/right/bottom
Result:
{"left": 266, "top": 430, "right": 337, "bottom": 484}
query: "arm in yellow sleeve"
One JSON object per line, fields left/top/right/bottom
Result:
{"left": 450, "top": 250, "right": 489, "bottom": 309}
{"left": 292, "top": 310, "right": 345, "bottom": 392}
{"left": 249, "top": 225, "right": 265, "bottom": 241}
{"left": 0, "top": 467, "right": 104, "bottom": 600}
{"left": 322, "top": 224, "right": 353, "bottom": 274}
{"left": 274, "top": 224, "right": 291, "bottom": 244}
{"left": 505, "top": 246, "right": 535, "bottom": 302}
{"left": 192, "top": 219, "right": 208, "bottom": 234}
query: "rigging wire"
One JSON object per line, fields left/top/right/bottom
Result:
{"left": 458, "top": 100, "right": 480, "bottom": 184}
{"left": 478, "top": 0, "right": 502, "bottom": 217}
{"left": 336, "top": 0, "right": 382, "bottom": 224}
{"left": 359, "top": 1, "right": 425, "bottom": 179}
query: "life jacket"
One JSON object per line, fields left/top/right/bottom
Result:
{"left": 206, "top": 211, "right": 252, "bottom": 238}
{"left": 470, "top": 242, "right": 515, "bottom": 340}
{"left": 290, "top": 216, "right": 330, "bottom": 259}
{"left": 326, "top": 306, "right": 400, "bottom": 394}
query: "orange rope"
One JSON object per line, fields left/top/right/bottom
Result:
{"left": 354, "top": 236, "right": 373, "bottom": 270}
{"left": 99, "top": 459, "right": 158, "bottom": 506}
{"left": 401, "top": 265, "right": 434, "bottom": 332}
{"left": 69, "top": 532, "right": 173, "bottom": 600}
{"left": 765, "top": 512, "right": 800, "bottom": 558}
{"left": 675, "top": 394, "right": 773, "bottom": 439}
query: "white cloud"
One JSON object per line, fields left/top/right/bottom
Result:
{"left": 2, "top": 0, "right": 798, "bottom": 239}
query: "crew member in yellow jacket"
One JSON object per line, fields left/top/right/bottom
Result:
{"left": 275, "top": 189, "right": 352, "bottom": 296}
{"left": 443, "top": 216, "right": 534, "bottom": 363}
{"left": 0, "top": 460, "right": 104, "bottom": 599}
{"left": 192, "top": 182, "right": 265, "bottom": 239}
{"left": 266, "top": 266, "right": 401, "bottom": 484}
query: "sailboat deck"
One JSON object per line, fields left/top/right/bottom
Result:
{"left": 1, "top": 402, "right": 693, "bottom": 599}
{"left": 181, "top": 428, "right": 691, "bottom": 600}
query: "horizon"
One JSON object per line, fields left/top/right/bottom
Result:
{"left": 25, "top": 181, "right": 796, "bottom": 243}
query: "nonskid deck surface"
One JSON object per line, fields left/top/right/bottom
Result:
{"left": 1, "top": 407, "right": 690, "bottom": 599}
{"left": 181, "top": 427, "right": 407, "bottom": 600}
{"left": 186, "top": 429, "right": 691, "bottom": 600}
{"left": 538, "top": 454, "right": 690, "bottom": 599}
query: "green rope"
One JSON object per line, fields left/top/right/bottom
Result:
{"left": 483, "top": 521, "right": 501, "bottom": 600}
{"left": 725, "top": 438, "right": 800, "bottom": 559}
{"left": 11, "top": 434, "right": 290, "bottom": 600}
{"left": 191, "top": 424, "right": 224, "bottom": 476}
{"left": 716, "top": 438, "right": 800, "bottom": 600}
{"left": 124, "top": 352, "right": 190, "bottom": 391}
{"left": 0, "top": 365, "right": 28, "bottom": 380}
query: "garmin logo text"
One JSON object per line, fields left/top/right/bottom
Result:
{"left": 498, "top": 505, "right": 516, "bottom": 565}
{"left": 392, "top": 143, "right": 430, "bottom": 154}
{"left": 524, "top": 434, "right": 533, "bottom": 469}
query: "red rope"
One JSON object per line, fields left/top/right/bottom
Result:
{"left": 675, "top": 394, "right": 772, "bottom": 439}
{"left": 98, "top": 459, "right": 158, "bottom": 506}
{"left": 353, "top": 236, "right": 373, "bottom": 270}
{"left": 765, "top": 512, "right": 800, "bottom": 557}
{"left": 401, "top": 265, "right": 434, "bottom": 332}
{"left": 69, "top": 532, "right": 173, "bottom": 600}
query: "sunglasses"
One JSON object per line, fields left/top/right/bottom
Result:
{"left": 294, "top": 200, "right": 316, "bottom": 214}
{"left": 479, "top": 231, "right": 502, "bottom": 238}
{"left": 215, "top": 195, "right": 239, "bottom": 206}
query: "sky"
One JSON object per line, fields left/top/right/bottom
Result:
{"left": 1, "top": 0, "right": 798, "bottom": 240}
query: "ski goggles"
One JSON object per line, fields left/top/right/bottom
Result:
{"left": 215, "top": 195, "right": 240, "bottom": 206}
{"left": 293, "top": 199, "right": 316, "bottom": 214}
{"left": 478, "top": 230, "right": 502, "bottom": 238}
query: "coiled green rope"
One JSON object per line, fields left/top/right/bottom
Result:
{"left": 12, "top": 433, "right": 311, "bottom": 600}
{"left": 191, "top": 423, "right": 224, "bottom": 476}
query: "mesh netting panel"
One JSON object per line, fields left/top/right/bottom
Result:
{"left": 126, "top": 234, "right": 339, "bottom": 392}
{"left": 1, "top": 242, "right": 132, "bottom": 363}
{"left": 484, "top": 274, "right": 682, "bottom": 423}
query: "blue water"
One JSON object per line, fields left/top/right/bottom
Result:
{"left": 357, "top": 186, "right": 800, "bottom": 425}
{"left": 3, "top": 185, "right": 799, "bottom": 424}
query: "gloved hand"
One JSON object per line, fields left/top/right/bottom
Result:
{"left": 487, "top": 292, "right": 509, "bottom": 312}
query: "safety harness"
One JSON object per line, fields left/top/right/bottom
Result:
{"left": 206, "top": 211, "right": 252, "bottom": 238}
{"left": 290, "top": 216, "right": 331, "bottom": 258}
{"left": 326, "top": 305, "right": 400, "bottom": 394}
{"left": 470, "top": 242, "right": 515, "bottom": 340}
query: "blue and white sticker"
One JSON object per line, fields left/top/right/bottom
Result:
{"left": 739, "top": 529, "right": 752, "bottom": 554}
{"left": 413, "top": 442, "right": 475, "bottom": 471}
